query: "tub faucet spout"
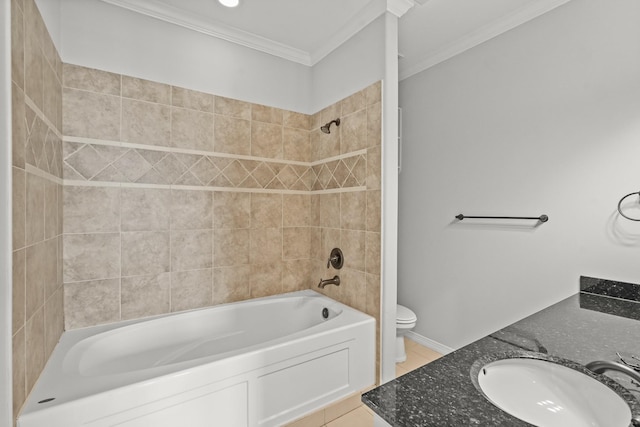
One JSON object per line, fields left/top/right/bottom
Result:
{"left": 318, "top": 275, "right": 340, "bottom": 289}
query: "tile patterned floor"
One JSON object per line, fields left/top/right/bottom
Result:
{"left": 287, "top": 338, "right": 443, "bottom": 427}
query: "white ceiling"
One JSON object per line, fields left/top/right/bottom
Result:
{"left": 100, "top": 0, "right": 572, "bottom": 80}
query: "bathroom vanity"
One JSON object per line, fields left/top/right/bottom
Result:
{"left": 362, "top": 277, "right": 640, "bottom": 426}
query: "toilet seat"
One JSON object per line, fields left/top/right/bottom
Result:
{"left": 396, "top": 304, "right": 417, "bottom": 324}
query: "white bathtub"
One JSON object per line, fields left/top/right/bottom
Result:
{"left": 18, "top": 290, "right": 375, "bottom": 427}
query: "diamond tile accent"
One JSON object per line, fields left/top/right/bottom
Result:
{"left": 65, "top": 145, "right": 110, "bottom": 180}
{"left": 61, "top": 143, "right": 365, "bottom": 191}
{"left": 221, "top": 160, "right": 249, "bottom": 187}
{"left": 112, "top": 150, "right": 152, "bottom": 182}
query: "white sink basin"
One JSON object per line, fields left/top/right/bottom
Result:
{"left": 477, "top": 357, "right": 632, "bottom": 427}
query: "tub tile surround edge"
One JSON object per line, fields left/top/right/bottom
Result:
{"left": 61, "top": 66, "right": 382, "bottom": 350}
{"left": 12, "top": 0, "right": 65, "bottom": 421}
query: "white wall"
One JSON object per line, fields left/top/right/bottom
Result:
{"left": 398, "top": 0, "right": 640, "bottom": 350}
{"left": 34, "top": 0, "right": 62, "bottom": 49}
{"left": 310, "top": 15, "right": 386, "bottom": 113}
{"left": 1, "top": 0, "right": 13, "bottom": 425}
{"left": 59, "top": 0, "right": 312, "bottom": 113}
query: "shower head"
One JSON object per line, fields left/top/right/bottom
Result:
{"left": 320, "top": 118, "right": 340, "bottom": 134}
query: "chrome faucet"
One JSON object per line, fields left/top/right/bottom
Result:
{"left": 318, "top": 275, "right": 340, "bottom": 289}
{"left": 585, "top": 360, "right": 640, "bottom": 384}
{"left": 585, "top": 360, "right": 640, "bottom": 426}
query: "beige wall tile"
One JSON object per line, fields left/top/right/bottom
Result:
{"left": 311, "top": 127, "right": 340, "bottom": 162}
{"left": 122, "top": 75, "right": 170, "bottom": 104}
{"left": 13, "top": 249, "right": 26, "bottom": 334}
{"left": 172, "top": 86, "right": 213, "bottom": 112}
{"left": 171, "top": 269, "right": 212, "bottom": 312}
{"left": 63, "top": 64, "right": 120, "bottom": 95}
{"left": 283, "top": 259, "right": 311, "bottom": 293}
{"left": 365, "top": 81, "right": 382, "bottom": 106}
{"left": 43, "top": 61, "right": 59, "bottom": 126}
{"left": 25, "top": 242, "right": 44, "bottom": 319}
{"left": 24, "top": 28, "right": 43, "bottom": 110}
{"left": 365, "top": 273, "right": 380, "bottom": 318}
{"left": 341, "top": 229, "right": 365, "bottom": 272}
{"left": 283, "top": 111, "right": 311, "bottom": 131}
{"left": 250, "top": 262, "right": 282, "bottom": 298}
{"left": 122, "top": 231, "right": 170, "bottom": 277}
{"left": 310, "top": 227, "right": 322, "bottom": 260}
{"left": 283, "top": 227, "right": 310, "bottom": 260}
{"left": 122, "top": 98, "right": 171, "bottom": 146}
{"left": 341, "top": 191, "right": 366, "bottom": 230}
{"left": 250, "top": 228, "right": 282, "bottom": 264}
{"left": 43, "top": 180, "right": 58, "bottom": 239}
{"left": 214, "top": 191, "right": 250, "bottom": 229}
{"left": 171, "top": 230, "right": 212, "bottom": 271}
{"left": 121, "top": 188, "right": 171, "bottom": 232}
{"left": 170, "top": 190, "right": 212, "bottom": 230}
{"left": 366, "top": 190, "right": 381, "bottom": 232}
{"left": 25, "top": 307, "right": 45, "bottom": 392}
{"left": 213, "top": 266, "right": 250, "bottom": 304}
{"left": 63, "top": 88, "right": 120, "bottom": 140}
{"left": 214, "top": 115, "right": 251, "bottom": 155}
{"left": 121, "top": 273, "right": 170, "bottom": 320}
{"left": 319, "top": 193, "right": 339, "bottom": 228}
{"left": 321, "top": 228, "right": 341, "bottom": 262}
{"left": 283, "top": 194, "right": 310, "bottom": 227}
{"left": 252, "top": 104, "right": 282, "bottom": 124}
{"left": 63, "top": 233, "right": 120, "bottom": 282}
{"left": 63, "top": 186, "right": 120, "bottom": 233}
{"left": 214, "top": 96, "right": 251, "bottom": 120}
{"left": 44, "top": 287, "right": 64, "bottom": 358}
{"left": 342, "top": 268, "right": 367, "bottom": 313}
{"left": 310, "top": 194, "right": 320, "bottom": 227}
{"left": 366, "top": 146, "right": 381, "bottom": 190}
{"left": 251, "top": 121, "right": 282, "bottom": 159}
{"left": 341, "top": 109, "right": 367, "bottom": 154}
{"left": 12, "top": 83, "right": 25, "bottom": 168}
{"left": 283, "top": 127, "right": 310, "bottom": 163}
{"left": 25, "top": 172, "right": 44, "bottom": 246}
{"left": 171, "top": 107, "right": 214, "bottom": 151}
{"left": 11, "top": 0, "right": 25, "bottom": 90}
{"left": 251, "top": 193, "right": 282, "bottom": 228}
{"left": 341, "top": 89, "right": 366, "bottom": 117}
{"left": 214, "top": 228, "right": 250, "bottom": 267}
{"left": 367, "top": 102, "right": 382, "bottom": 148}
{"left": 12, "top": 327, "right": 26, "bottom": 419}
{"left": 64, "top": 279, "right": 120, "bottom": 329}
{"left": 365, "top": 232, "right": 381, "bottom": 275}
{"left": 43, "top": 238, "right": 58, "bottom": 299}
{"left": 12, "top": 167, "right": 25, "bottom": 250}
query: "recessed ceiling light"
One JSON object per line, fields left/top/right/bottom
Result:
{"left": 218, "top": 0, "right": 239, "bottom": 7}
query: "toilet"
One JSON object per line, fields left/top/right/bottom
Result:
{"left": 396, "top": 304, "right": 417, "bottom": 363}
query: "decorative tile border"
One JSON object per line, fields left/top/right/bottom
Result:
{"left": 63, "top": 138, "right": 367, "bottom": 192}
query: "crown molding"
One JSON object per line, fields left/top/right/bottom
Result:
{"left": 100, "top": 0, "right": 313, "bottom": 65}
{"left": 386, "top": 0, "right": 416, "bottom": 17}
{"left": 100, "top": 0, "right": 407, "bottom": 67}
{"left": 399, "top": 0, "right": 573, "bottom": 81}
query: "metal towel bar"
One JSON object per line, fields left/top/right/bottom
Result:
{"left": 455, "top": 214, "right": 549, "bottom": 222}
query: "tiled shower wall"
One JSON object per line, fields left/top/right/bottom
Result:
{"left": 61, "top": 65, "right": 382, "bottom": 342}
{"left": 11, "top": 0, "right": 65, "bottom": 420}
{"left": 60, "top": 66, "right": 382, "bottom": 386}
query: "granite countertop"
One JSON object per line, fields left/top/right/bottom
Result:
{"left": 362, "top": 277, "right": 640, "bottom": 426}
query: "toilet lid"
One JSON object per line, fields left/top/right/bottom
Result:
{"left": 397, "top": 304, "right": 417, "bottom": 323}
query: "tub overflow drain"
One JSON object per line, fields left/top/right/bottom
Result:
{"left": 322, "top": 308, "right": 329, "bottom": 319}
{"left": 38, "top": 398, "right": 55, "bottom": 404}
